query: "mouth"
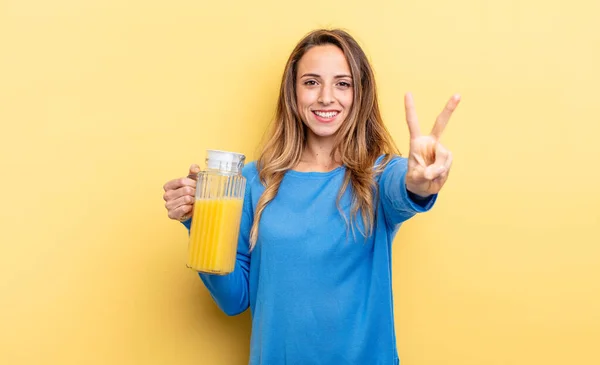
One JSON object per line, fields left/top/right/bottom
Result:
{"left": 311, "top": 110, "right": 340, "bottom": 123}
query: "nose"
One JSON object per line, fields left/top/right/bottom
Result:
{"left": 318, "top": 85, "right": 334, "bottom": 105}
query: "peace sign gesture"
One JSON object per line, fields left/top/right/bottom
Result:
{"left": 404, "top": 93, "right": 461, "bottom": 198}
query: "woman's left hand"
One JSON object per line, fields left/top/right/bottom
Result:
{"left": 403, "top": 92, "right": 461, "bottom": 198}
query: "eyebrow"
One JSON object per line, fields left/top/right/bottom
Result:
{"left": 300, "top": 73, "right": 352, "bottom": 79}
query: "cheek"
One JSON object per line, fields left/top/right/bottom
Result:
{"left": 295, "top": 89, "right": 305, "bottom": 107}
{"left": 341, "top": 93, "right": 353, "bottom": 110}
{"left": 297, "top": 91, "right": 316, "bottom": 109}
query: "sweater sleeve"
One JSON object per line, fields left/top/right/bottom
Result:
{"left": 379, "top": 156, "right": 437, "bottom": 227}
{"left": 182, "top": 165, "right": 254, "bottom": 316}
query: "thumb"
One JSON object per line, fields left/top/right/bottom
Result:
{"left": 424, "top": 143, "right": 450, "bottom": 180}
{"left": 188, "top": 164, "right": 201, "bottom": 180}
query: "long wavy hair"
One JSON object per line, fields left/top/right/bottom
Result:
{"left": 249, "top": 29, "right": 399, "bottom": 249}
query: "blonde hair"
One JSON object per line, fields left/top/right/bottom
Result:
{"left": 250, "top": 29, "right": 399, "bottom": 249}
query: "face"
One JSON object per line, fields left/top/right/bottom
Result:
{"left": 295, "top": 44, "right": 354, "bottom": 142}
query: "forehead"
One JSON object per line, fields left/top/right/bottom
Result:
{"left": 297, "top": 44, "right": 351, "bottom": 75}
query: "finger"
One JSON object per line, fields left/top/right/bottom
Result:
{"left": 435, "top": 170, "right": 448, "bottom": 182}
{"left": 163, "top": 184, "right": 195, "bottom": 202}
{"left": 430, "top": 94, "right": 461, "bottom": 139}
{"left": 433, "top": 151, "right": 453, "bottom": 183}
{"left": 404, "top": 92, "right": 421, "bottom": 139}
{"left": 188, "top": 164, "right": 201, "bottom": 180}
{"left": 412, "top": 151, "right": 427, "bottom": 167}
{"left": 163, "top": 176, "right": 197, "bottom": 193}
{"left": 168, "top": 204, "right": 193, "bottom": 221}
{"left": 408, "top": 163, "right": 427, "bottom": 185}
{"left": 424, "top": 143, "right": 450, "bottom": 180}
{"left": 165, "top": 194, "right": 195, "bottom": 211}
{"left": 443, "top": 150, "right": 453, "bottom": 171}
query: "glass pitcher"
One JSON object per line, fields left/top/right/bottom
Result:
{"left": 187, "top": 150, "right": 246, "bottom": 275}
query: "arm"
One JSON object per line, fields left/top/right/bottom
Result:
{"left": 379, "top": 156, "right": 437, "bottom": 227}
{"left": 181, "top": 173, "right": 253, "bottom": 316}
{"left": 379, "top": 92, "right": 461, "bottom": 226}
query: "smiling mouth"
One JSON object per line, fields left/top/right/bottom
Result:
{"left": 312, "top": 110, "right": 340, "bottom": 120}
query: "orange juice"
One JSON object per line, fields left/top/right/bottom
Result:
{"left": 187, "top": 198, "right": 244, "bottom": 274}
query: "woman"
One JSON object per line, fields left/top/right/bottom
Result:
{"left": 163, "top": 28, "right": 460, "bottom": 365}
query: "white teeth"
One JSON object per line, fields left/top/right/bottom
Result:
{"left": 314, "top": 111, "right": 338, "bottom": 118}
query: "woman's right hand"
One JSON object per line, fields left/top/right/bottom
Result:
{"left": 163, "top": 164, "right": 200, "bottom": 221}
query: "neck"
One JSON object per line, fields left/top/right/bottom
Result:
{"left": 296, "top": 135, "right": 341, "bottom": 172}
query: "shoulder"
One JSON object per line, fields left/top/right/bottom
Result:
{"left": 242, "top": 161, "right": 259, "bottom": 183}
{"left": 375, "top": 154, "right": 408, "bottom": 172}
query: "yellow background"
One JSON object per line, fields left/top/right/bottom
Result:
{"left": 1, "top": 0, "right": 599, "bottom": 364}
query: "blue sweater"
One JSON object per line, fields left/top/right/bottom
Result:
{"left": 183, "top": 156, "right": 436, "bottom": 365}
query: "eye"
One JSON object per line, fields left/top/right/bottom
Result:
{"left": 338, "top": 81, "right": 352, "bottom": 88}
{"left": 304, "top": 80, "right": 318, "bottom": 86}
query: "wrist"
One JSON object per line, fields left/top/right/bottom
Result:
{"left": 407, "top": 188, "right": 431, "bottom": 201}
{"left": 405, "top": 181, "right": 430, "bottom": 199}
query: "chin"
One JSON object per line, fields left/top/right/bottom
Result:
{"left": 308, "top": 124, "right": 342, "bottom": 138}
